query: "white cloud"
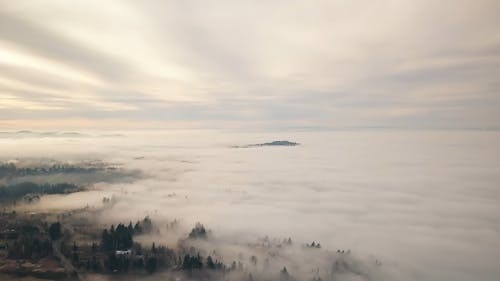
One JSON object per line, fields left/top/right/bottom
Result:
{"left": 0, "top": 0, "right": 499, "bottom": 129}
{"left": 4, "top": 130, "right": 500, "bottom": 280}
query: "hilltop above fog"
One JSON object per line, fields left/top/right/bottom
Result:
{"left": 232, "top": 140, "right": 299, "bottom": 148}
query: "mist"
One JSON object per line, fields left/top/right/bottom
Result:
{"left": 1, "top": 129, "right": 499, "bottom": 281}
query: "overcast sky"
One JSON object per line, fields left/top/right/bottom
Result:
{"left": 0, "top": 0, "right": 499, "bottom": 130}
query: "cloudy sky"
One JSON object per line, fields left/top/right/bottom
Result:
{"left": 0, "top": 0, "right": 499, "bottom": 130}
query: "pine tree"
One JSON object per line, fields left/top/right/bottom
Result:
{"left": 48, "top": 222, "right": 62, "bottom": 240}
{"left": 207, "top": 255, "right": 216, "bottom": 269}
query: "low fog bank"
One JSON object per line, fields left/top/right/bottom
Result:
{"left": 64, "top": 210, "right": 389, "bottom": 281}
{"left": 0, "top": 159, "right": 141, "bottom": 185}
{"left": 0, "top": 158, "right": 142, "bottom": 205}
{"left": 1, "top": 129, "right": 500, "bottom": 280}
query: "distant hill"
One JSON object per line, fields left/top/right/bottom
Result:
{"left": 233, "top": 140, "right": 299, "bottom": 148}
{"left": 0, "top": 131, "right": 90, "bottom": 138}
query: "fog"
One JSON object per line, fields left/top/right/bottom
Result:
{"left": 1, "top": 129, "right": 500, "bottom": 281}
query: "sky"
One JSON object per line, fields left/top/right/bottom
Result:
{"left": 0, "top": 0, "right": 499, "bottom": 130}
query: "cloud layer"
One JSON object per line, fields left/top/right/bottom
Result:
{"left": 3, "top": 129, "right": 500, "bottom": 280}
{"left": 1, "top": 0, "right": 499, "bottom": 129}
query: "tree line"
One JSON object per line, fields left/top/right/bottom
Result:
{"left": 0, "top": 182, "right": 79, "bottom": 202}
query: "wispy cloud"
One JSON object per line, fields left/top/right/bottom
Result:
{"left": 0, "top": 0, "right": 499, "bottom": 129}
